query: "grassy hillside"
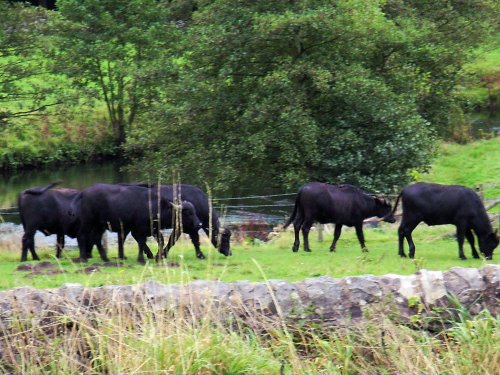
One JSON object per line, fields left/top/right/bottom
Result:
{"left": 420, "top": 137, "right": 500, "bottom": 199}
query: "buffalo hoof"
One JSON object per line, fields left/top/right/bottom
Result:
{"left": 362, "top": 247, "right": 368, "bottom": 253}
{"left": 330, "top": 248, "right": 336, "bottom": 252}
{"left": 196, "top": 253, "right": 206, "bottom": 260}
{"left": 460, "top": 256, "right": 467, "bottom": 260}
{"left": 399, "top": 253, "right": 407, "bottom": 258}
{"left": 486, "top": 256, "right": 492, "bottom": 260}
{"left": 304, "top": 249, "right": 312, "bottom": 252}
{"left": 138, "top": 258, "right": 146, "bottom": 264}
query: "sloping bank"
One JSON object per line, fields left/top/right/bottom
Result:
{"left": 0, "top": 265, "right": 497, "bottom": 326}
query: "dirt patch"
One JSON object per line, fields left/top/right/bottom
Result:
{"left": 71, "top": 257, "right": 88, "bottom": 263}
{"left": 24, "top": 270, "right": 66, "bottom": 278}
{"left": 157, "top": 261, "right": 180, "bottom": 267}
{"left": 80, "top": 266, "right": 100, "bottom": 274}
{"left": 21, "top": 263, "right": 66, "bottom": 278}
{"left": 76, "top": 262, "right": 125, "bottom": 274}
{"left": 16, "top": 264, "right": 35, "bottom": 271}
{"left": 17, "top": 262, "right": 61, "bottom": 274}
{"left": 102, "top": 261, "right": 124, "bottom": 267}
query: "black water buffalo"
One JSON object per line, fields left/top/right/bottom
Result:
{"left": 76, "top": 183, "right": 202, "bottom": 262}
{"left": 18, "top": 181, "right": 105, "bottom": 262}
{"left": 284, "top": 182, "right": 395, "bottom": 253}
{"left": 394, "top": 182, "right": 499, "bottom": 260}
{"left": 156, "top": 184, "right": 232, "bottom": 259}
{"left": 126, "top": 183, "right": 232, "bottom": 259}
{"left": 18, "top": 182, "right": 79, "bottom": 261}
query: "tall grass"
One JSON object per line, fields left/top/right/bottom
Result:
{"left": 0, "top": 291, "right": 498, "bottom": 374}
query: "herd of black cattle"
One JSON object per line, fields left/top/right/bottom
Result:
{"left": 17, "top": 181, "right": 499, "bottom": 263}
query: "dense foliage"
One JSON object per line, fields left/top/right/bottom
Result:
{"left": 0, "top": 0, "right": 498, "bottom": 191}
{"left": 0, "top": 2, "right": 52, "bottom": 125}
{"left": 49, "top": 0, "right": 174, "bottom": 149}
{"left": 128, "top": 0, "right": 499, "bottom": 191}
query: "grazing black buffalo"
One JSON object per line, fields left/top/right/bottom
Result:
{"left": 157, "top": 184, "right": 232, "bottom": 259}
{"left": 18, "top": 181, "right": 105, "bottom": 262}
{"left": 18, "top": 182, "right": 78, "bottom": 261}
{"left": 126, "top": 184, "right": 232, "bottom": 259}
{"left": 76, "top": 183, "right": 202, "bottom": 262}
{"left": 394, "top": 182, "right": 499, "bottom": 260}
{"left": 284, "top": 182, "right": 395, "bottom": 253}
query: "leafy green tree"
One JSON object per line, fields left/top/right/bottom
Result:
{"left": 49, "top": 0, "right": 174, "bottom": 150}
{"left": 382, "top": 0, "right": 500, "bottom": 138}
{"left": 0, "top": 2, "right": 55, "bottom": 127}
{"left": 131, "top": 0, "right": 435, "bottom": 191}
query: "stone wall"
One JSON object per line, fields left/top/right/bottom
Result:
{"left": 0, "top": 265, "right": 498, "bottom": 328}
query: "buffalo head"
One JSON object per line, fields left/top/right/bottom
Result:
{"left": 218, "top": 227, "right": 232, "bottom": 256}
{"left": 179, "top": 200, "right": 203, "bottom": 231}
{"left": 479, "top": 230, "right": 499, "bottom": 260}
{"left": 374, "top": 196, "right": 396, "bottom": 223}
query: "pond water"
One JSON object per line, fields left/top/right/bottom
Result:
{"left": 470, "top": 112, "right": 500, "bottom": 137}
{"left": 0, "top": 161, "right": 294, "bottom": 232}
{"left": 0, "top": 161, "right": 296, "bottom": 253}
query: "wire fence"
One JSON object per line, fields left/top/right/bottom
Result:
{"left": 2, "top": 184, "right": 498, "bottom": 238}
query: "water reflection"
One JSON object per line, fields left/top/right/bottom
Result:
{"left": 0, "top": 161, "right": 293, "bottom": 226}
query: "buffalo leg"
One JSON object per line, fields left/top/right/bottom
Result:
{"left": 92, "top": 230, "right": 109, "bottom": 262}
{"left": 161, "top": 228, "right": 191, "bottom": 260}
{"left": 117, "top": 231, "right": 128, "bottom": 260}
{"left": 187, "top": 229, "right": 206, "bottom": 260}
{"left": 292, "top": 218, "right": 304, "bottom": 252}
{"left": 56, "top": 234, "right": 64, "bottom": 258}
{"left": 77, "top": 235, "right": 89, "bottom": 261}
{"left": 354, "top": 223, "right": 367, "bottom": 252}
{"left": 465, "top": 229, "right": 480, "bottom": 259}
{"left": 398, "top": 220, "right": 418, "bottom": 258}
{"left": 330, "top": 224, "right": 342, "bottom": 252}
{"left": 21, "top": 230, "right": 39, "bottom": 261}
{"left": 456, "top": 224, "right": 467, "bottom": 260}
{"left": 398, "top": 225, "right": 406, "bottom": 257}
{"left": 301, "top": 220, "right": 313, "bottom": 252}
{"left": 133, "top": 233, "right": 153, "bottom": 263}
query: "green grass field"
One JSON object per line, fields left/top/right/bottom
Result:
{"left": 421, "top": 137, "right": 500, "bottom": 196}
{"left": 0, "top": 137, "right": 498, "bottom": 290}
{"left": 1, "top": 223, "right": 498, "bottom": 291}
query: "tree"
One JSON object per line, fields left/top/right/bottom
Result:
{"left": 382, "top": 0, "right": 500, "bottom": 138}
{"left": 50, "top": 0, "right": 174, "bottom": 150}
{"left": 130, "top": 0, "right": 434, "bottom": 191}
{"left": 130, "top": 0, "right": 499, "bottom": 192}
{"left": 0, "top": 2, "right": 55, "bottom": 128}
